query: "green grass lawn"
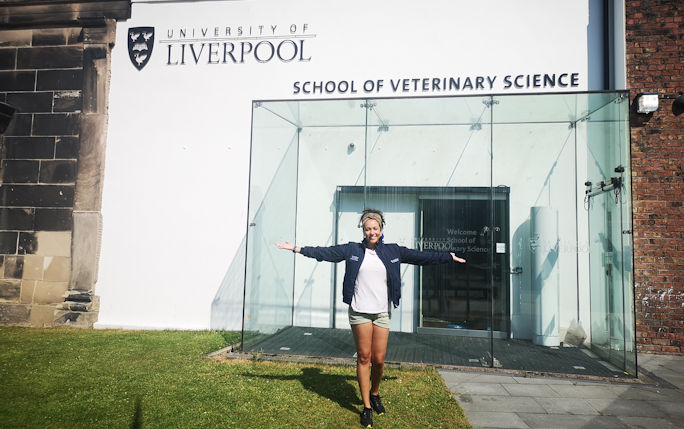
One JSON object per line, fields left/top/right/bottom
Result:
{"left": 0, "top": 327, "right": 470, "bottom": 428}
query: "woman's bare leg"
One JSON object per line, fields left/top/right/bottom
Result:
{"left": 370, "top": 324, "right": 389, "bottom": 395}
{"left": 352, "top": 322, "right": 373, "bottom": 408}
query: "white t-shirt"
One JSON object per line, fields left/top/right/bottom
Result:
{"left": 351, "top": 248, "right": 389, "bottom": 313}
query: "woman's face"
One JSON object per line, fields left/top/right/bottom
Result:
{"left": 363, "top": 219, "right": 382, "bottom": 246}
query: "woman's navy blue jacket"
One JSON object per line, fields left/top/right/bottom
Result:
{"left": 299, "top": 241, "right": 453, "bottom": 309}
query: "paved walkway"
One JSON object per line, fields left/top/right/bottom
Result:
{"left": 439, "top": 354, "right": 684, "bottom": 429}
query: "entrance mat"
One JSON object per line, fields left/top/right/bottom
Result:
{"left": 244, "top": 326, "right": 632, "bottom": 379}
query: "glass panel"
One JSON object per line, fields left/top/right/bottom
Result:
{"left": 585, "top": 93, "right": 635, "bottom": 375}
{"left": 242, "top": 102, "right": 299, "bottom": 349}
{"left": 362, "top": 97, "right": 494, "bottom": 368}
{"left": 492, "top": 94, "right": 581, "bottom": 372}
{"left": 292, "top": 99, "right": 367, "bottom": 330}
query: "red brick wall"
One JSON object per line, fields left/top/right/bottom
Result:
{"left": 626, "top": 0, "right": 683, "bottom": 354}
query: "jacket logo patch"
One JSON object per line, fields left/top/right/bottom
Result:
{"left": 350, "top": 255, "right": 359, "bottom": 261}
{"left": 391, "top": 258, "right": 399, "bottom": 263}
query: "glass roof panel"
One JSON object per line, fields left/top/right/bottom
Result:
{"left": 255, "top": 92, "right": 628, "bottom": 128}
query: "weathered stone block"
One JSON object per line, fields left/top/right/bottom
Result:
{"left": 33, "top": 113, "right": 80, "bottom": 136}
{"left": 53, "top": 91, "right": 82, "bottom": 113}
{"left": 44, "top": 256, "right": 70, "bottom": 282}
{"left": 0, "top": 232, "right": 18, "bottom": 254}
{"left": 0, "top": 255, "right": 4, "bottom": 278}
{"left": 17, "top": 46, "right": 82, "bottom": 69}
{"left": 3, "top": 256, "right": 23, "bottom": 278}
{"left": 2, "top": 136, "right": 55, "bottom": 159}
{"left": 53, "top": 309, "right": 97, "bottom": 328}
{"left": 27, "top": 231, "right": 71, "bottom": 257}
{"left": 0, "top": 48, "right": 16, "bottom": 70}
{"left": 3, "top": 113, "right": 32, "bottom": 136}
{"left": 29, "top": 304, "right": 55, "bottom": 327}
{"left": 0, "top": 30, "right": 32, "bottom": 47}
{"left": 2, "top": 160, "right": 39, "bottom": 183}
{"left": 33, "top": 280, "right": 68, "bottom": 304}
{"left": 0, "top": 279, "right": 21, "bottom": 301}
{"left": 74, "top": 114, "right": 106, "bottom": 211}
{"left": 6, "top": 92, "right": 53, "bottom": 113}
{"left": 32, "top": 29, "right": 68, "bottom": 46}
{"left": 64, "top": 290, "right": 93, "bottom": 302}
{"left": 0, "top": 208, "right": 33, "bottom": 230}
{"left": 70, "top": 212, "right": 100, "bottom": 290}
{"left": 0, "top": 303, "right": 30, "bottom": 325}
{"left": 20, "top": 280, "right": 35, "bottom": 303}
{"left": 0, "top": 184, "right": 75, "bottom": 207}
{"left": 34, "top": 208, "right": 72, "bottom": 231}
{"left": 18, "top": 232, "right": 37, "bottom": 255}
{"left": 0, "top": 70, "right": 35, "bottom": 91}
{"left": 36, "top": 69, "right": 82, "bottom": 91}
{"left": 22, "top": 255, "right": 43, "bottom": 280}
{"left": 55, "top": 137, "right": 79, "bottom": 159}
{"left": 82, "top": 48, "right": 109, "bottom": 114}
{"left": 39, "top": 160, "right": 77, "bottom": 183}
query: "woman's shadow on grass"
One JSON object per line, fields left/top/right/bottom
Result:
{"left": 242, "top": 367, "right": 395, "bottom": 413}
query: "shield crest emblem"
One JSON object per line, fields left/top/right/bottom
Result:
{"left": 128, "top": 27, "right": 154, "bottom": 71}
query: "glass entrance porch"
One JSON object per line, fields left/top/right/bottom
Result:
{"left": 242, "top": 91, "right": 636, "bottom": 377}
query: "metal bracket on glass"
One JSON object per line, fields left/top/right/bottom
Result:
{"left": 510, "top": 267, "right": 523, "bottom": 274}
{"left": 584, "top": 166, "right": 625, "bottom": 205}
{"left": 482, "top": 99, "right": 500, "bottom": 107}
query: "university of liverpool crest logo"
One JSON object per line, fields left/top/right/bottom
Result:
{"left": 128, "top": 27, "right": 154, "bottom": 70}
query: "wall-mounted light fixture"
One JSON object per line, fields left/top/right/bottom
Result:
{"left": 635, "top": 92, "right": 659, "bottom": 114}
{"left": 672, "top": 93, "right": 684, "bottom": 116}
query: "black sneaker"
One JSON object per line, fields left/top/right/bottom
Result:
{"left": 369, "top": 393, "right": 386, "bottom": 415}
{"left": 360, "top": 407, "right": 373, "bottom": 428}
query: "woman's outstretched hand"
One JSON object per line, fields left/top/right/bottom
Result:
{"left": 275, "top": 241, "right": 296, "bottom": 252}
{"left": 450, "top": 253, "right": 466, "bottom": 263}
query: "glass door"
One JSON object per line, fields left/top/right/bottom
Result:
{"left": 418, "top": 191, "right": 508, "bottom": 337}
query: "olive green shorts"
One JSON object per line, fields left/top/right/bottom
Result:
{"left": 348, "top": 307, "right": 391, "bottom": 330}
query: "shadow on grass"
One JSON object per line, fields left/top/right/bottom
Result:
{"left": 131, "top": 396, "right": 143, "bottom": 429}
{"left": 243, "top": 367, "right": 396, "bottom": 413}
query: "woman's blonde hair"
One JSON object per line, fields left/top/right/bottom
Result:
{"left": 359, "top": 208, "right": 385, "bottom": 229}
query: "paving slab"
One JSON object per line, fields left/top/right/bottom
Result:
{"left": 533, "top": 397, "right": 600, "bottom": 415}
{"left": 456, "top": 395, "right": 546, "bottom": 413}
{"left": 502, "top": 383, "right": 560, "bottom": 397}
{"left": 617, "top": 385, "right": 684, "bottom": 401}
{"left": 447, "top": 382, "right": 510, "bottom": 396}
{"left": 517, "top": 413, "right": 629, "bottom": 429}
{"left": 465, "top": 411, "right": 530, "bottom": 429}
{"left": 512, "top": 375, "right": 575, "bottom": 385}
{"left": 548, "top": 383, "right": 626, "bottom": 399}
{"left": 617, "top": 416, "right": 680, "bottom": 429}
{"left": 648, "top": 400, "right": 684, "bottom": 419}
{"left": 585, "top": 398, "right": 662, "bottom": 417}
{"left": 440, "top": 370, "right": 517, "bottom": 385}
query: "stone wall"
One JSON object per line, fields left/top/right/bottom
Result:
{"left": 626, "top": 0, "right": 683, "bottom": 354}
{"left": 0, "top": 0, "right": 130, "bottom": 327}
